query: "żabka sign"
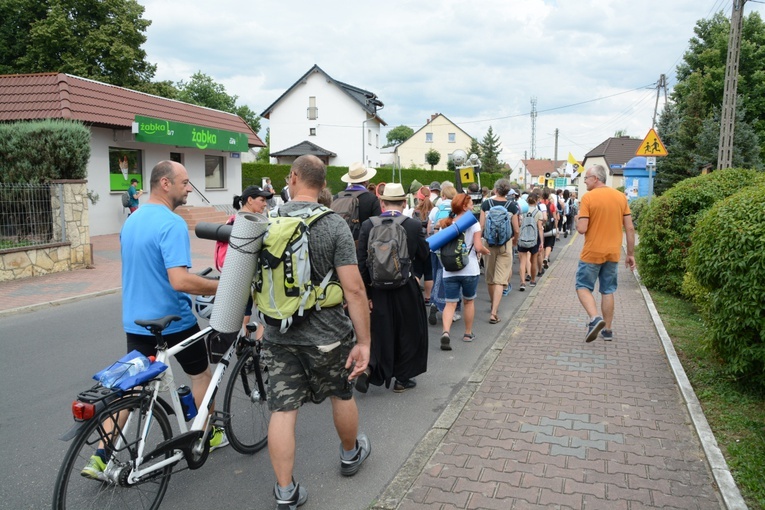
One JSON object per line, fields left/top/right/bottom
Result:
{"left": 134, "top": 115, "right": 249, "bottom": 152}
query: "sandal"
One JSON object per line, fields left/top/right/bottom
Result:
{"left": 489, "top": 314, "right": 501, "bottom": 324}
{"left": 462, "top": 333, "right": 475, "bottom": 342}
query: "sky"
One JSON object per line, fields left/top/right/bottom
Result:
{"left": 136, "top": 0, "right": 764, "bottom": 166}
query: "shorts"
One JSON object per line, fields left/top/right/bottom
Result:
{"left": 575, "top": 261, "right": 619, "bottom": 295}
{"left": 518, "top": 238, "right": 540, "bottom": 255}
{"left": 543, "top": 234, "right": 556, "bottom": 249}
{"left": 127, "top": 323, "right": 208, "bottom": 376}
{"left": 485, "top": 242, "right": 512, "bottom": 285}
{"left": 443, "top": 274, "right": 479, "bottom": 302}
{"left": 262, "top": 333, "right": 355, "bottom": 412}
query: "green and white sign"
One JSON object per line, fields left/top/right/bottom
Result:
{"left": 134, "top": 115, "right": 249, "bottom": 152}
{"left": 555, "top": 177, "right": 567, "bottom": 188}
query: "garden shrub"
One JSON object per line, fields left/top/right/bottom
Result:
{"left": 686, "top": 184, "right": 765, "bottom": 386}
{"left": 628, "top": 196, "right": 650, "bottom": 230}
{"left": 635, "top": 168, "right": 765, "bottom": 294}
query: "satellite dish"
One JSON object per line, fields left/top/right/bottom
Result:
{"left": 452, "top": 149, "right": 467, "bottom": 167}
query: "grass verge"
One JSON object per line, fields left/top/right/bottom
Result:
{"left": 650, "top": 290, "right": 765, "bottom": 509}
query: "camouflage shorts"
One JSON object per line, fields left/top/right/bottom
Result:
{"left": 261, "top": 334, "right": 355, "bottom": 412}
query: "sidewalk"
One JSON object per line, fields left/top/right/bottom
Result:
{"left": 375, "top": 234, "right": 742, "bottom": 510}
{"left": 0, "top": 233, "right": 216, "bottom": 316}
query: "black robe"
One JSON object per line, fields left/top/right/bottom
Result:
{"left": 357, "top": 213, "right": 429, "bottom": 388}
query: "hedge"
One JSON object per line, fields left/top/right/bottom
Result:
{"left": 0, "top": 120, "right": 90, "bottom": 182}
{"left": 686, "top": 184, "right": 765, "bottom": 385}
{"left": 242, "top": 162, "right": 506, "bottom": 196}
{"left": 635, "top": 168, "right": 765, "bottom": 294}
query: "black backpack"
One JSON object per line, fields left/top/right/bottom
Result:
{"left": 121, "top": 190, "right": 131, "bottom": 208}
{"left": 439, "top": 232, "right": 471, "bottom": 272}
{"left": 331, "top": 189, "right": 364, "bottom": 239}
{"left": 366, "top": 215, "right": 411, "bottom": 289}
{"left": 540, "top": 202, "right": 556, "bottom": 232}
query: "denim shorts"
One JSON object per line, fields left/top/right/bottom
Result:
{"left": 443, "top": 274, "right": 479, "bottom": 302}
{"left": 575, "top": 261, "right": 618, "bottom": 294}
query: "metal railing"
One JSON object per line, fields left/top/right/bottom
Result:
{"left": 0, "top": 182, "right": 63, "bottom": 250}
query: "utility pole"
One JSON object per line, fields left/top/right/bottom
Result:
{"left": 652, "top": 74, "right": 667, "bottom": 129}
{"left": 530, "top": 97, "right": 538, "bottom": 159}
{"left": 553, "top": 128, "right": 559, "bottom": 170}
{"left": 718, "top": 0, "right": 747, "bottom": 170}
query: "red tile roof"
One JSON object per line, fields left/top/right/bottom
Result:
{"left": 521, "top": 159, "right": 567, "bottom": 177}
{"left": 0, "top": 73, "right": 264, "bottom": 147}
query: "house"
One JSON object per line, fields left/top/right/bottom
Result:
{"left": 511, "top": 159, "right": 569, "bottom": 190}
{"left": 581, "top": 136, "right": 643, "bottom": 192}
{"left": 0, "top": 72, "right": 264, "bottom": 235}
{"left": 260, "top": 65, "right": 386, "bottom": 168}
{"left": 393, "top": 113, "right": 474, "bottom": 171}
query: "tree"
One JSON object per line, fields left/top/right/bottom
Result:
{"left": 425, "top": 148, "right": 441, "bottom": 170}
{"left": 1, "top": 0, "right": 157, "bottom": 88}
{"left": 256, "top": 128, "right": 270, "bottom": 164}
{"left": 656, "top": 10, "right": 765, "bottom": 191}
{"left": 480, "top": 126, "right": 502, "bottom": 174}
{"left": 467, "top": 138, "right": 482, "bottom": 160}
{"left": 386, "top": 125, "right": 414, "bottom": 146}
{"left": 176, "top": 71, "right": 261, "bottom": 133}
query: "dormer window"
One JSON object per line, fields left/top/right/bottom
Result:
{"left": 307, "top": 96, "right": 318, "bottom": 120}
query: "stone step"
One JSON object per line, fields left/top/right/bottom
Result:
{"left": 176, "top": 206, "right": 230, "bottom": 230}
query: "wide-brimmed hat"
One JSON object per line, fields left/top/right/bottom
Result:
{"left": 379, "top": 182, "right": 406, "bottom": 201}
{"left": 241, "top": 185, "right": 273, "bottom": 201}
{"left": 429, "top": 181, "right": 441, "bottom": 192}
{"left": 341, "top": 162, "right": 377, "bottom": 183}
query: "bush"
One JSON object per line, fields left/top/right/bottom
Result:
{"left": 242, "top": 162, "right": 504, "bottom": 197}
{"left": 0, "top": 120, "right": 90, "bottom": 182}
{"left": 635, "top": 168, "right": 765, "bottom": 294}
{"left": 628, "top": 196, "right": 650, "bottom": 230}
{"left": 686, "top": 184, "right": 765, "bottom": 386}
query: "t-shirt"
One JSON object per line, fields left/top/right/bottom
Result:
{"left": 128, "top": 184, "right": 140, "bottom": 208}
{"left": 121, "top": 204, "right": 196, "bottom": 335}
{"left": 442, "top": 221, "right": 482, "bottom": 278}
{"left": 578, "top": 187, "right": 631, "bottom": 264}
{"left": 262, "top": 201, "right": 358, "bottom": 347}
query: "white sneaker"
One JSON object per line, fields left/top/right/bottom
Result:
{"left": 452, "top": 313, "right": 462, "bottom": 322}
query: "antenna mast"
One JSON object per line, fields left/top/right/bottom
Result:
{"left": 530, "top": 97, "right": 537, "bottom": 159}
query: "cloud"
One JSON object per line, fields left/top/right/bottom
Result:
{"left": 137, "top": 0, "right": 764, "bottom": 164}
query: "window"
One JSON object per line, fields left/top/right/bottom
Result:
{"left": 205, "top": 155, "right": 225, "bottom": 189}
{"left": 108, "top": 147, "right": 143, "bottom": 192}
{"left": 425, "top": 132, "right": 433, "bottom": 143}
{"left": 170, "top": 152, "right": 183, "bottom": 164}
{"left": 448, "top": 133, "right": 456, "bottom": 143}
{"left": 307, "top": 96, "right": 318, "bottom": 120}
{"left": 368, "top": 129, "right": 371, "bottom": 145}
{"left": 309, "top": 127, "right": 316, "bottom": 136}
{"left": 375, "top": 134, "right": 379, "bottom": 148}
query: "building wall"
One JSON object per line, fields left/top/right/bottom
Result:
{"left": 268, "top": 72, "right": 382, "bottom": 168}
{"left": 87, "top": 127, "right": 243, "bottom": 236}
{"left": 395, "top": 116, "right": 473, "bottom": 171}
{"left": 578, "top": 157, "right": 625, "bottom": 197}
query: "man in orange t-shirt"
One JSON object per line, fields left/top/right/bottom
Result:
{"left": 575, "top": 164, "right": 636, "bottom": 342}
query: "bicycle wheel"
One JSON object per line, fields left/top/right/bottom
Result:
{"left": 223, "top": 345, "right": 270, "bottom": 453}
{"left": 53, "top": 395, "right": 173, "bottom": 510}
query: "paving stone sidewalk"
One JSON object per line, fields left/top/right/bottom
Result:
{"left": 390, "top": 234, "right": 726, "bottom": 510}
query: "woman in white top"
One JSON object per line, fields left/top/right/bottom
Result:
{"left": 437, "top": 194, "right": 490, "bottom": 351}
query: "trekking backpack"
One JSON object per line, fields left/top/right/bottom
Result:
{"left": 483, "top": 200, "right": 512, "bottom": 247}
{"left": 121, "top": 190, "right": 131, "bottom": 208}
{"left": 568, "top": 197, "right": 578, "bottom": 217}
{"left": 438, "top": 232, "right": 471, "bottom": 272}
{"left": 255, "top": 206, "right": 344, "bottom": 333}
{"left": 367, "top": 215, "right": 411, "bottom": 289}
{"left": 331, "top": 189, "right": 364, "bottom": 239}
{"left": 540, "top": 202, "right": 556, "bottom": 232}
{"left": 430, "top": 202, "right": 451, "bottom": 233}
{"left": 518, "top": 211, "right": 539, "bottom": 249}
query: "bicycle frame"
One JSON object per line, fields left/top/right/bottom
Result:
{"left": 113, "top": 326, "right": 237, "bottom": 484}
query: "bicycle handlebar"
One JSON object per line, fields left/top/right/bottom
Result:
{"left": 195, "top": 222, "right": 232, "bottom": 243}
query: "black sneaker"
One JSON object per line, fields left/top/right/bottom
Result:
{"left": 601, "top": 329, "right": 613, "bottom": 341}
{"left": 440, "top": 331, "right": 452, "bottom": 351}
{"left": 274, "top": 480, "right": 307, "bottom": 510}
{"left": 340, "top": 433, "right": 371, "bottom": 476}
{"left": 428, "top": 304, "right": 438, "bottom": 325}
{"left": 354, "top": 368, "right": 371, "bottom": 393}
{"left": 393, "top": 378, "right": 417, "bottom": 393}
{"left": 525, "top": 275, "right": 531, "bottom": 282}
{"left": 585, "top": 316, "right": 606, "bottom": 343}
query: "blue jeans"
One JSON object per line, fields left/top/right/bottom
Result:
{"left": 575, "top": 261, "right": 618, "bottom": 294}
{"left": 443, "top": 275, "right": 479, "bottom": 302}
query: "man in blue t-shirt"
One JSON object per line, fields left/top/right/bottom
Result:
{"left": 127, "top": 178, "right": 143, "bottom": 215}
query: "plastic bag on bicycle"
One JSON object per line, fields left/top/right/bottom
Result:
{"left": 92, "top": 350, "right": 168, "bottom": 391}
{"left": 206, "top": 330, "right": 237, "bottom": 364}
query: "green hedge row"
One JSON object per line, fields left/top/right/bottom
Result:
{"left": 0, "top": 120, "right": 91, "bottom": 182}
{"left": 242, "top": 162, "right": 505, "bottom": 196}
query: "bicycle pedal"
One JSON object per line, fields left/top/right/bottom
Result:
{"left": 210, "top": 410, "right": 230, "bottom": 427}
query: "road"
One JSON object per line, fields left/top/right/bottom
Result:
{"left": 0, "top": 272, "right": 532, "bottom": 509}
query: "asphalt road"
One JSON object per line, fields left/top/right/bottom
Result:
{"left": 0, "top": 274, "right": 531, "bottom": 509}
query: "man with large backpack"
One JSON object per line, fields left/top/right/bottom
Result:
{"left": 479, "top": 179, "right": 520, "bottom": 324}
{"left": 331, "top": 162, "right": 382, "bottom": 244}
{"left": 261, "top": 155, "right": 372, "bottom": 509}
{"left": 356, "top": 183, "right": 429, "bottom": 394}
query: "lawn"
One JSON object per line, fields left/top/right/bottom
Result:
{"left": 650, "top": 290, "right": 765, "bottom": 509}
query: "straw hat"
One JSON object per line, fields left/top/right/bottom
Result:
{"left": 341, "top": 162, "right": 377, "bottom": 183}
{"left": 379, "top": 182, "right": 406, "bottom": 201}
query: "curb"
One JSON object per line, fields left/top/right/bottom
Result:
{"left": 0, "top": 288, "right": 120, "bottom": 318}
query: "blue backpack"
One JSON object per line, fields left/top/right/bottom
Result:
{"left": 483, "top": 200, "right": 512, "bottom": 247}
{"left": 431, "top": 202, "right": 451, "bottom": 233}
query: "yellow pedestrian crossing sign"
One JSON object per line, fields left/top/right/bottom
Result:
{"left": 460, "top": 167, "right": 475, "bottom": 184}
{"left": 635, "top": 128, "right": 668, "bottom": 156}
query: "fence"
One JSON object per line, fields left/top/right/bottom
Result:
{"left": 0, "top": 180, "right": 91, "bottom": 281}
{"left": 0, "top": 182, "right": 64, "bottom": 249}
